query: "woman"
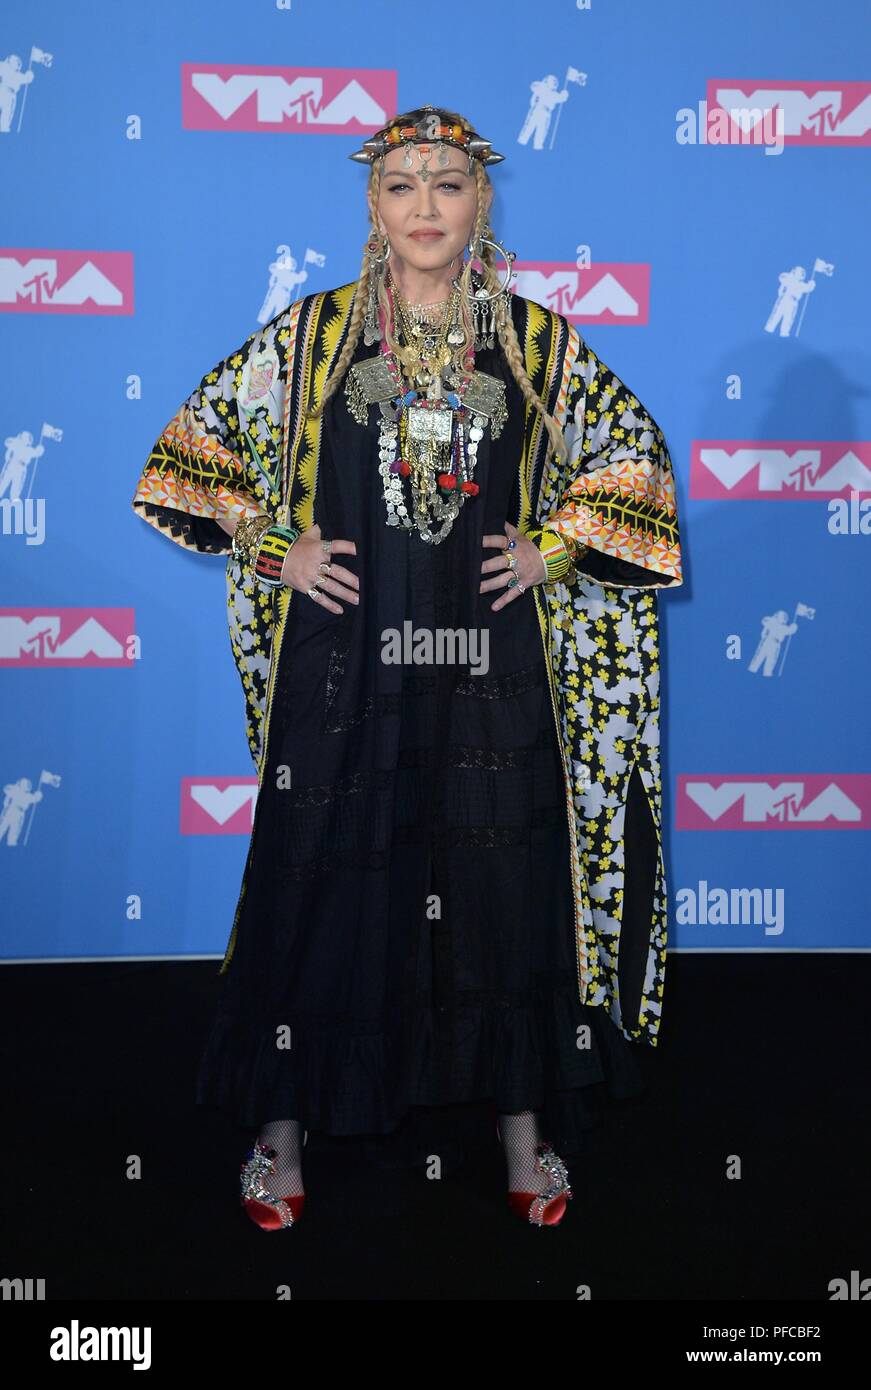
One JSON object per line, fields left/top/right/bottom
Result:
{"left": 131, "top": 105, "right": 683, "bottom": 1231}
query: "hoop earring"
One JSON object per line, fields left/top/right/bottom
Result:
{"left": 452, "top": 232, "right": 516, "bottom": 350}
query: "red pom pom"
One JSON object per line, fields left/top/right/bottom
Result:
{"left": 398, "top": 459, "right": 411, "bottom": 477}
{"left": 438, "top": 473, "right": 458, "bottom": 491}
{"left": 460, "top": 480, "right": 479, "bottom": 496}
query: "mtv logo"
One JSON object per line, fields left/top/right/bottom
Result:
{"left": 0, "top": 250, "right": 134, "bottom": 314}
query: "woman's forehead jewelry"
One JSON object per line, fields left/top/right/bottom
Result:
{"left": 348, "top": 104, "right": 505, "bottom": 174}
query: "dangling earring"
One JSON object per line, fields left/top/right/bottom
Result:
{"left": 363, "top": 232, "right": 390, "bottom": 345}
{"left": 454, "top": 232, "right": 515, "bottom": 350}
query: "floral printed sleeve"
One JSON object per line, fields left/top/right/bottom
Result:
{"left": 131, "top": 316, "right": 294, "bottom": 768}
{"left": 131, "top": 329, "right": 286, "bottom": 554}
{"left": 528, "top": 338, "right": 683, "bottom": 590}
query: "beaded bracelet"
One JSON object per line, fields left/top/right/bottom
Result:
{"left": 525, "top": 526, "right": 587, "bottom": 584}
{"left": 253, "top": 523, "right": 301, "bottom": 588}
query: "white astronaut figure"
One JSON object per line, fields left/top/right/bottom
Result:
{"left": 1, "top": 431, "right": 44, "bottom": 501}
{"left": 0, "top": 55, "right": 34, "bottom": 133}
{"left": 257, "top": 246, "right": 309, "bottom": 324}
{"left": 518, "top": 76, "right": 568, "bottom": 150}
{"left": 0, "top": 778, "right": 42, "bottom": 846}
{"left": 764, "top": 266, "right": 816, "bottom": 337}
{"left": 748, "top": 610, "right": 798, "bottom": 677}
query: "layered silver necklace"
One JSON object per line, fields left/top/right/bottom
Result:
{"left": 344, "top": 281, "right": 507, "bottom": 544}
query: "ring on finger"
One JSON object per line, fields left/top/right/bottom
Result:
{"left": 505, "top": 554, "right": 517, "bottom": 570}
{"left": 318, "top": 561, "right": 332, "bottom": 575}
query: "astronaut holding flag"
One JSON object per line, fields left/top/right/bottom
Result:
{"left": 795, "top": 258, "right": 835, "bottom": 337}
{"left": 1, "top": 770, "right": 60, "bottom": 848}
{"left": 764, "top": 257, "right": 834, "bottom": 338}
{"left": 518, "top": 66, "right": 586, "bottom": 151}
{"left": 258, "top": 245, "right": 326, "bottom": 324}
{"left": 0, "top": 46, "right": 52, "bottom": 134}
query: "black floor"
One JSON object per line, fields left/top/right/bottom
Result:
{"left": 2, "top": 953, "right": 868, "bottom": 1301}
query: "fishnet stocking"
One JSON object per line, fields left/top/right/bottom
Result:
{"left": 497, "top": 1109, "right": 549, "bottom": 1194}
{"left": 255, "top": 1118, "right": 305, "bottom": 1198}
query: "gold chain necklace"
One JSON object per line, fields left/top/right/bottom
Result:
{"left": 392, "top": 283, "right": 460, "bottom": 393}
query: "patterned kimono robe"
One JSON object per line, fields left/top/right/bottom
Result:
{"left": 131, "top": 281, "right": 683, "bottom": 1045}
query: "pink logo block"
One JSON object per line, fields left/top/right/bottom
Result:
{"left": 706, "top": 79, "right": 871, "bottom": 145}
{"left": 690, "top": 440, "right": 871, "bottom": 499}
{"left": 0, "top": 609, "right": 137, "bottom": 665}
{"left": 180, "top": 777, "right": 259, "bottom": 835}
{"left": 0, "top": 249, "right": 134, "bottom": 314}
{"left": 181, "top": 63, "right": 397, "bottom": 133}
{"left": 510, "top": 262, "right": 649, "bottom": 325}
{"left": 677, "top": 775, "right": 871, "bottom": 830}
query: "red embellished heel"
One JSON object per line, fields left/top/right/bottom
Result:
{"left": 497, "top": 1124, "right": 573, "bottom": 1228}
{"left": 240, "top": 1141, "right": 305, "bottom": 1230}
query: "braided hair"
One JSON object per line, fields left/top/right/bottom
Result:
{"left": 306, "top": 105, "right": 568, "bottom": 468}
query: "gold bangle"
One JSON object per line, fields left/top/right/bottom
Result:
{"left": 231, "top": 513, "right": 274, "bottom": 564}
{"left": 561, "top": 533, "right": 589, "bottom": 563}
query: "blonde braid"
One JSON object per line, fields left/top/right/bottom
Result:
{"left": 306, "top": 163, "right": 384, "bottom": 420}
{"left": 309, "top": 107, "right": 568, "bottom": 471}
{"left": 472, "top": 163, "right": 569, "bottom": 467}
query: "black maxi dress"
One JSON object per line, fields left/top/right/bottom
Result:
{"left": 195, "top": 326, "right": 656, "bottom": 1157}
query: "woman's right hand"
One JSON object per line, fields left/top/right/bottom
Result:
{"left": 280, "top": 522, "right": 359, "bottom": 614}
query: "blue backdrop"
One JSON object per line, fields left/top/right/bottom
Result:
{"left": 2, "top": 0, "right": 868, "bottom": 964}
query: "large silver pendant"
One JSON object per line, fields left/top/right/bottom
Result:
{"left": 462, "top": 371, "right": 508, "bottom": 438}
{"left": 407, "top": 401, "right": 453, "bottom": 443}
{"left": 347, "top": 352, "right": 506, "bottom": 545}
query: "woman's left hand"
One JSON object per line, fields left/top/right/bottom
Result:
{"left": 479, "top": 521, "right": 547, "bottom": 612}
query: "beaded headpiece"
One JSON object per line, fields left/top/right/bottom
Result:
{"left": 348, "top": 104, "right": 505, "bottom": 174}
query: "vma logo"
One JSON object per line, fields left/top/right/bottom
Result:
{"left": 182, "top": 64, "right": 396, "bottom": 133}
{"left": 181, "top": 777, "right": 258, "bottom": 835}
{"left": 677, "top": 775, "right": 871, "bottom": 830}
{"left": 707, "top": 79, "right": 871, "bottom": 145}
{"left": 0, "top": 249, "right": 134, "bottom": 314}
{"left": 690, "top": 441, "right": 871, "bottom": 500}
{"left": 0, "top": 609, "right": 137, "bottom": 665}
{"left": 510, "top": 262, "right": 649, "bottom": 325}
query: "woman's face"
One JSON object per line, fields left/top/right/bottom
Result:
{"left": 374, "top": 144, "right": 490, "bottom": 279}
